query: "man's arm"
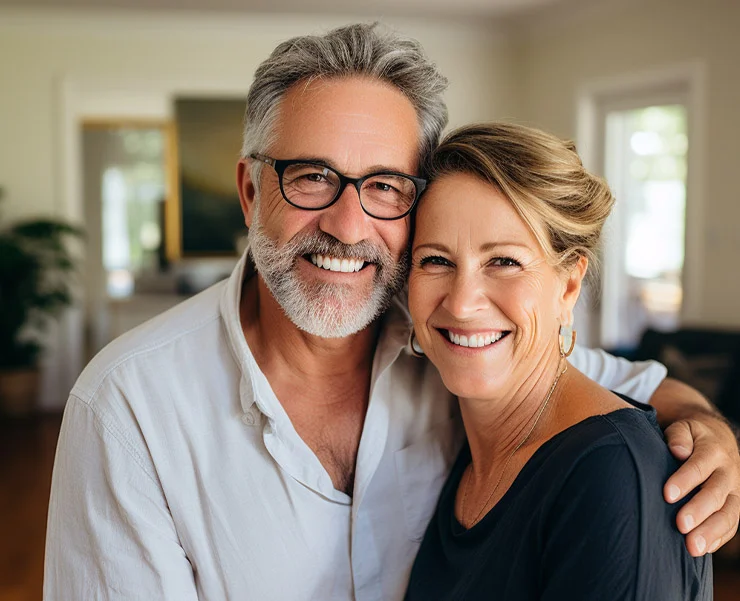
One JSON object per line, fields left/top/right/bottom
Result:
{"left": 44, "top": 395, "right": 199, "bottom": 600}
{"left": 568, "top": 346, "right": 667, "bottom": 402}
{"left": 650, "top": 377, "right": 740, "bottom": 557}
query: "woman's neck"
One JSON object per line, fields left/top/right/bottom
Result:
{"left": 459, "top": 346, "right": 568, "bottom": 480}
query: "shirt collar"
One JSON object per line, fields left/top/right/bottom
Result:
{"left": 219, "top": 247, "right": 415, "bottom": 416}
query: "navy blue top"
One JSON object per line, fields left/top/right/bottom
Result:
{"left": 405, "top": 399, "right": 713, "bottom": 601}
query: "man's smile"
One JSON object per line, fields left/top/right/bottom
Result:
{"left": 308, "top": 254, "right": 369, "bottom": 273}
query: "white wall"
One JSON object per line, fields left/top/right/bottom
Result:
{"left": 0, "top": 9, "right": 515, "bottom": 222}
{"left": 0, "top": 9, "right": 516, "bottom": 407}
{"left": 513, "top": 0, "right": 740, "bottom": 329}
{"left": 4, "top": 1, "right": 738, "bottom": 407}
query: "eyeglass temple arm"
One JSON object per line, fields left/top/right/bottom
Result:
{"left": 250, "top": 153, "right": 275, "bottom": 167}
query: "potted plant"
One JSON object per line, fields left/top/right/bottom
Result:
{"left": 0, "top": 190, "right": 84, "bottom": 415}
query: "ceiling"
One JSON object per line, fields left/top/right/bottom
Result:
{"left": 0, "top": 0, "right": 589, "bottom": 20}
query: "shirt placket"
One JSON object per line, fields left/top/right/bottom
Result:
{"left": 350, "top": 315, "right": 409, "bottom": 601}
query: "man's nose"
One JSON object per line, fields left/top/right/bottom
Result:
{"left": 442, "top": 271, "right": 490, "bottom": 320}
{"left": 317, "top": 183, "right": 374, "bottom": 246}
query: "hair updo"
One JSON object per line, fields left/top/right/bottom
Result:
{"left": 424, "top": 122, "right": 615, "bottom": 272}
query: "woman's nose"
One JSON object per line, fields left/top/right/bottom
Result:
{"left": 441, "top": 272, "right": 490, "bottom": 319}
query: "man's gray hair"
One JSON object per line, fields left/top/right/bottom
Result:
{"left": 241, "top": 22, "right": 449, "bottom": 183}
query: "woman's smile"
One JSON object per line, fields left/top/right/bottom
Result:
{"left": 435, "top": 327, "right": 511, "bottom": 350}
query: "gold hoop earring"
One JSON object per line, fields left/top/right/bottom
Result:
{"left": 409, "top": 331, "right": 425, "bottom": 358}
{"left": 559, "top": 324, "right": 576, "bottom": 358}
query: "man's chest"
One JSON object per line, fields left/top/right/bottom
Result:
{"left": 286, "top": 403, "right": 368, "bottom": 494}
{"left": 141, "top": 350, "right": 461, "bottom": 600}
{"left": 150, "top": 403, "right": 458, "bottom": 601}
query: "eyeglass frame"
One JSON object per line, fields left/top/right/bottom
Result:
{"left": 250, "top": 153, "right": 427, "bottom": 221}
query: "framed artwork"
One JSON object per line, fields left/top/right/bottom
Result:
{"left": 166, "top": 97, "right": 247, "bottom": 260}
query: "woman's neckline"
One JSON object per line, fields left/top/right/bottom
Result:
{"left": 450, "top": 401, "right": 657, "bottom": 536}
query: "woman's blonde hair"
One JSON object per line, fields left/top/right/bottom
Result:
{"left": 425, "top": 122, "right": 615, "bottom": 272}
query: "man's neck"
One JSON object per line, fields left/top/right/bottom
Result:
{"left": 239, "top": 274, "right": 380, "bottom": 494}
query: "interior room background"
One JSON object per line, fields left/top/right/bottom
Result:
{"left": 0, "top": 0, "right": 738, "bottom": 413}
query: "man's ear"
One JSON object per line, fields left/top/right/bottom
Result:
{"left": 561, "top": 255, "right": 589, "bottom": 321}
{"left": 237, "top": 158, "right": 257, "bottom": 228}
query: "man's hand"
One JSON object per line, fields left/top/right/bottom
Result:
{"left": 651, "top": 378, "right": 740, "bottom": 557}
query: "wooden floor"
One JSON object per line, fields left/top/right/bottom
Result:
{"left": 0, "top": 415, "right": 60, "bottom": 601}
{"left": 1, "top": 414, "right": 739, "bottom": 601}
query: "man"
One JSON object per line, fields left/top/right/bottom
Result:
{"left": 45, "top": 23, "right": 739, "bottom": 601}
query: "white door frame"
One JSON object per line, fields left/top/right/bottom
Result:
{"left": 46, "top": 75, "right": 248, "bottom": 409}
{"left": 575, "top": 61, "right": 707, "bottom": 348}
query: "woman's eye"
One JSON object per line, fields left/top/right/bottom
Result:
{"left": 418, "top": 255, "right": 451, "bottom": 268}
{"left": 490, "top": 257, "right": 521, "bottom": 268}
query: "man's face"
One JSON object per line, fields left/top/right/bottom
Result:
{"left": 239, "top": 77, "right": 420, "bottom": 338}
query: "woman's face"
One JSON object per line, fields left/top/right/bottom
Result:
{"left": 408, "top": 172, "right": 584, "bottom": 401}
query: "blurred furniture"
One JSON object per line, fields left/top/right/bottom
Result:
{"left": 633, "top": 328, "right": 740, "bottom": 426}
{"left": 633, "top": 327, "right": 740, "bottom": 564}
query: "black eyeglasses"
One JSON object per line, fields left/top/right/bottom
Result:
{"left": 250, "top": 153, "right": 426, "bottom": 220}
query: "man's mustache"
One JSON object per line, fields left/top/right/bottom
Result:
{"left": 287, "top": 231, "right": 391, "bottom": 266}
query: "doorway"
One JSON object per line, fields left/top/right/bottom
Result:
{"left": 81, "top": 121, "right": 178, "bottom": 358}
{"left": 600, "top": 102, "right": 688, "bottom": 351}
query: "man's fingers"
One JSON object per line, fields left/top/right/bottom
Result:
{"left": 676, "top": 470, "right": 732, "bottom": 533}
{"left": 664, "top": 446, "right": 717, "bottom": 503}
{"left": 664, "top": 421, "right": 694, "bottom": 461}
{"left": 684, "top": 494, "right": 740, "bottom": 557}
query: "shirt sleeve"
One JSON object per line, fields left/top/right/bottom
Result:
{"left": 540, "top": 444, "right": 642, "bottom": 601}
{"left": 569, "top": 346, "right": 667, "bottom": 403}
{"left": 44, "top": 395, "right": 199, "bottom": 601}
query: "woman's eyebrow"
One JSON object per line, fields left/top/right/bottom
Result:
{"left": 479, "top": 242, "right": 531, "bottom": 252}
{"left": 413, "top": 242, "right": 449, "bottom": 254}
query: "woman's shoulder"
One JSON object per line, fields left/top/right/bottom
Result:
{"left": 535, "top": 400, "right": 678, "bottom": 508}
{"left": 535, "top": 404, "right": 712, "bottom": 601}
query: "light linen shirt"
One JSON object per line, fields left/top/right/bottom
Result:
{"left": 44, "top": 253, "right": 667, "bottom": 601}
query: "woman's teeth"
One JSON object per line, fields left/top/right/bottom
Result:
{"left": 447, "top": 331, "right": 505, "bottom": 348}
{"left": 310, "top": 254, "right": 365, "bottom": 273}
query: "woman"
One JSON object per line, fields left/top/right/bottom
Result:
{"left": 404, "top": 123, "right": 712, "bottom": 600}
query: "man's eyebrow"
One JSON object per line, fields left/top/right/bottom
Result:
{"left": 364, "top": 164, "right": 415, "bottom": 175}
{"left": 290, "top": 156, "right": 335, "bottom": 167}
{"left": 288, "top": 157, "right": 413, "bottom": 176}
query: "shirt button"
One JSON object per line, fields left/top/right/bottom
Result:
{"left": 241, "top": 411, "right": 257, "bottom": 426}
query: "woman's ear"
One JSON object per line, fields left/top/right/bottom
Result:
{"left": 560, "top": 255, "right": 588, "bottom": 321}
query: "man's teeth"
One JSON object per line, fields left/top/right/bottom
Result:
{"left": 310, "top": 254, "right": 365, "bottom": 273}
{"left": 447, "top": 331, "right": 505, "bottom": 348}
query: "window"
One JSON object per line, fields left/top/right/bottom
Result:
{"left": 601, "top": 104, "right": 688, "bottom": 350}
{"left": 84, "top": 126, "right": 169, "bottom": 298}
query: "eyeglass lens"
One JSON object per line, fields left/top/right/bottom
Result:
{"left": 281, "top": 162, "right": 416, "bottom": 219}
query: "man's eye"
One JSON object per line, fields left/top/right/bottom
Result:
{"left": 302, "top": 172, "right": 328, "bottom": 183}
{"left": 373, "top": 182, "right": 394, "bottom": 192}
{"left": 490, "top": 257, "right": 521, "bottom": 268}
{"left": 419, "top": 255, "right": 451, "bottom": 268}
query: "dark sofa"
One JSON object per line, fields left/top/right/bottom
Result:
{"left": 632, "top": 328, "right": 740, "bottom": 426}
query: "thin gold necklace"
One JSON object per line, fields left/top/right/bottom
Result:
{"left": 460, "top": 359, "right": 568, "bottom": 527}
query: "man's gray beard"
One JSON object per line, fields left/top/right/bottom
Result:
{"left": 247, "top": 214, "right": 408, "bottom": 339}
